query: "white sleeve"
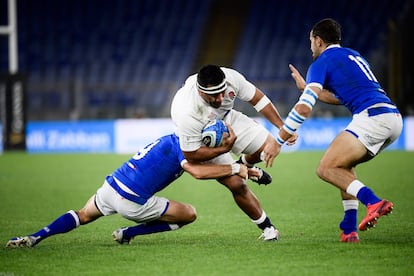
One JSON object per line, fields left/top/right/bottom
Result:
{"left": 175, "top": 116, "right": 205, "bottom": 152}
{"left": 223, "top": 68, "right": 256, "bottom": 102}
{"left": 171, "top": 81, "right": 207, "bottom": 152}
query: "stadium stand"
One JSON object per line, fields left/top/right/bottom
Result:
{"left": 0, "top": 0, "right": 411, "bottom": 119}
{"left": 233, "top": 0, "right": 409, "bottom": 116}
{"left": 1, "top": 0, "right": 211, "bottom": 119}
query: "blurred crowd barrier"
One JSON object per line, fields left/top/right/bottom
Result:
{"left": 5, "top": 117, "right": 408, "bottom": 154}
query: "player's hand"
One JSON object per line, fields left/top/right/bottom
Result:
{"left": 247, "top": 166, "right": 261, "bottom": 180}
{"left": 220, "top": 123, "right": 237, "bottom": 151}
{"left": 261, "top": 140, "right": 281, "bottom": 168}
{"left": 286, "top": 132, "right": 298, "bottom": 146}
{"left": 238, "top": 164, "right": 249, "bottom": 179}
{"left": 289, "top": 64, "right": 306, "bottom": 92}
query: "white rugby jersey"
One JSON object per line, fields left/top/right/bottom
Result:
{"left": 171, "top": 67, "right": 256, "bottom": 152}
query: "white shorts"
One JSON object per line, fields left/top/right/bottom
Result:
{"left": 225, "top": 109, "right": 269, "bottom": 156}
{"left": 205, "top": 110, "right": 269, "bottom": 165}
{"left": 95, "top": 180, "right": 169, "bottom": 223}
{"left": 345, "top": 103, "right": 403, "bottom": 156}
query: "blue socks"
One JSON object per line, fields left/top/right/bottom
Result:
{"left": 340, "top": 209, "right": 358, "bottom": 234}
{"left": 30, "top": 210, "right": 80, "bottom": 242}
{"left": 339, "top": 186, "right": 382, "bottom": 234}
{"left": 124, "top": 221, "right": 179, "bottom": 239}
{"left": 340, "top": 183, "right": 382, "bottom": 234}
{"left": 340, "top": 200, "right": 359, "bottom": 234}
{"left": 27, "top": 211, "right": 180, "bottom": 245}
{"left": 346, "top": 180, "right": 381, "bottom": 206}
{"left": 356, "top": 187, "right": 381, "bottom": 206}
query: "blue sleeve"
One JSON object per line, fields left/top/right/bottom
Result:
{"left": 112, "top": 134, "right": 184, "bottom": 199}
{"left": 306, "top": 58, "right": 327, "bottom": 87}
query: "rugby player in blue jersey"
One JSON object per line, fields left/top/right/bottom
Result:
{"left": 274, "top": 18, "right": 403, "bottom": 242}
{"left": 6, "top": 130, "right": 262, "bottom": 248}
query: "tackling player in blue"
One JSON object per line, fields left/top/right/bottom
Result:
{"left": 6, "top": 130, "right": 263, "bottom": 248}
{"left": 274, "top": 18, "right": 403, "bottom": 242}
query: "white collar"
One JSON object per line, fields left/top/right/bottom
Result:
{"left": 326, "top": 44, "right": 341, "bottom": 50}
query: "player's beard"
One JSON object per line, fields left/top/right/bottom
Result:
{"left": 209, "top": 101, "right": 221, "bottom": 108}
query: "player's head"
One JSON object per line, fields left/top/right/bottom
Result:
{"left": 197, "top": 64, "right": 227, "bottom": 108}
{"left": 311, "top": 18, "right": 341, "bottom": 44}
{"left": 309, "top": 18, "right": 341, "bottom": 59}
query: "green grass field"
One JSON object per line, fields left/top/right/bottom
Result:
{"left": 1, "top": 151, "right": 414, "bottom": 275}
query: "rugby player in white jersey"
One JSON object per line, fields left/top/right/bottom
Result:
{"left": 171, "top": 64, "right": 297, "bottom": 241}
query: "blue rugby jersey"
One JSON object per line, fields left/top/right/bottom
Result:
{"left": 306, "top": 45, "right": 394, "bottom": 114}
{"left": 111, "top": 134, "right": 185, "bottom": 201}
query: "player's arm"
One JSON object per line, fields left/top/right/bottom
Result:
{"left": 289, "top": 64, "right": 341, "bottom": 105}
{"left": 277, "top": 84, "right": 321, "bottom": 145}
{"left": 248, "top": 88, "right": 298, "bottom": 145}
{"left": 248, "top": 88, "right": 284, "bottom": 128}
{"left": 183, "top": 161, "right": 248, "bottom": 179}
{"left": 182, "top": 161, "right": 261, "bottom": 180}
{"left": 318, "top": 91, "right": 341, "bottom": 105}
{"left": 182, "top": 124, "right": 237, "bottom": 163}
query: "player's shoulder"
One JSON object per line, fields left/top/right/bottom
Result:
{"left": 159, "top": 133, "right": 177, "bottom": 143}
{"left": 220, "top": 67, "right": 248, "bottom": 85}
{"left": 162, "top": 134, "right": 186, "bottom": 161}
{"left": 325, "top": 46, "right": 360, "bottom": 59}
{"left": 221, "top": 67, "right": 242, "bottom": 77}
{"left": 153, "top": 134, "right": 181, "bottom": 154}
{"left": 184, "top": 73, "right": 198, "bottom": 86}
{"left": 341, "top": 46, "right": 359, "bottom": 55}
{"left": 172, "top": 75, "right": 198, "bottom": 107}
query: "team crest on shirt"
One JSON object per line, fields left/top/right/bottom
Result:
{"left": 208, "top": 112, "right": 218, "bottom": 120}
{"left": 228, "top": 91, "right": 236, "bottom": 100}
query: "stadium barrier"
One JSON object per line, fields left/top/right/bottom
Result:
{"left": 0, "top": 73, "right": 27, "bottom": 150}
{"left": 405, "top": 116, "right": 414, "bottom": 151}
{"left": 0, "top": 123, "right": 3, "bottom": 153}
{"left": 23, "top": 117, "right": 412, "bottom": 154}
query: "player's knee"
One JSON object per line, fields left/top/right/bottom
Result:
{"left": 316, "top": 160, "right": 332, "bottom": 181}
{"left": 184, "top": 204, "right": 197, "bottom": 223}
{"left": 219, "top": 175, "right": 248, "bottom": 195}
{"left": 76, "top": 209, "right": 99, "bottom": 225}
{"left": 189, "top": 205, "right": 197, "bottom": 222}
{"left": 229, "top": 180, "right": 249, "bottom": 196}
{"left": 76, "top": 210, "right": 91, "bottom": 225}
{"left": 316, "top": 165, "right": 325, "bottom": 180}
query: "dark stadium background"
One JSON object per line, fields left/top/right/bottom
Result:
{"left": 0, "top": 0, "right": 413, "bottom": 120}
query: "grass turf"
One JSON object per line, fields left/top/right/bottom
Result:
{"left": 1, "top": 151, "right": 413, "bottom": 275}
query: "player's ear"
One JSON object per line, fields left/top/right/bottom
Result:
{"left": 316, "top": 36, "right": 324, "bottom": 47}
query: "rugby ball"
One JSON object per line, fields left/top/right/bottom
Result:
{"left": 201, "top": 119, "right": 229, "bottom": 147}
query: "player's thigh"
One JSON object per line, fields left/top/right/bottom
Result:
{"left": 118, "top": 195, "right": 170, "bottom": 223}
{"left": 320, "top": 131, "right": 368, "bottom": 169}
{"left": 204, "top": 152, "right": 234, "bottom": 165}
{"left": 226, "top": 110, "right": 268, "bottom": 155}
{"left": 95, "top": 182, "right": 170, "bottom": 223}
{"left": 347, "top": 110, "right": 402, "bottom": 155}
{"left": 160, "top": 200, "right": 196, "bottom": 223}
{"left": 95, "top": 181, "right": 119, "bottom": 216}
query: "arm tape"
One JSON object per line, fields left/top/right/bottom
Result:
{"left": 253, "top": 95, "right": 271, "bottom": 112}
{"left": 231, "top": 163, "right": 241, "bottom": 175}
{"left": 275, "top": 134, "right": 286, "bottom": 146}
{"left": 282, "top": 109, "right": 306, "bottom": 134}
{"left": 298, "top": 87, "right": 318, "bottom": 109}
